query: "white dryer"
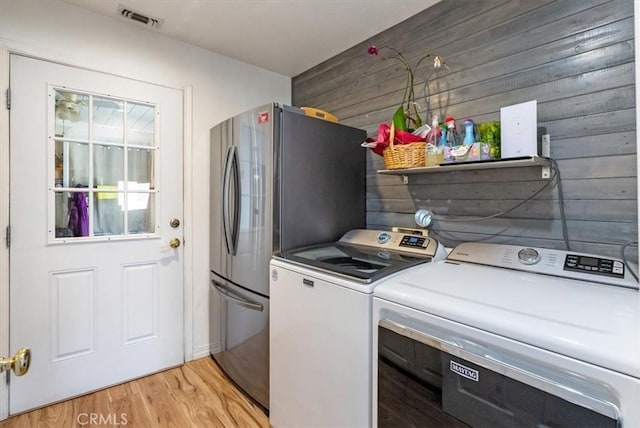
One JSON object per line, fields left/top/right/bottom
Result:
{"left": 373, "top": 242, "right": 640, "bottom": 427}
{"left": 269, "top": 229, "right": 446, "bottom": 428}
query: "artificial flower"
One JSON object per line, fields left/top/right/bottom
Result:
{"left": 367, "top": 45, "right": 447, "bottom": 132}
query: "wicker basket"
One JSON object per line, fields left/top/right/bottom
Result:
{"left": 382, "top": 125, "right": 426, "bottom": 169}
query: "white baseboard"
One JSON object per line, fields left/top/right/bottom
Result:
{"left": 190, "top": 342, "right": 217, "bottom": 360}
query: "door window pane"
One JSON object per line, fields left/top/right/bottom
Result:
{"left": 55, "top": 90, "right": 89, "bottom": 139}
{"left": 50, "top": 87, "right": 160, "bottom": 242}
{"left": 93, "top": 97, "right": 124, "bottom": 144}
{"left": 54, "top": 191, "right": 89, "bottom": 238}
{"left": 127, "top": 103, "right": 154, "bottom": 146}
{"left": 93, "top": 192, "right": 124, "bottom": 236}
{"left": 128, "top": 193, "right": 155, "bottom": 234}
{"left": 94, "top": 144, "right": 124, "bottom": 187}
{"left": 55, "top": 141, "right": 89, "bottom": 188}
{"left": 128, "top": 147, "right": 155, "bottom": 186}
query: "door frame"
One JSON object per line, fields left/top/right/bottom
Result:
{"left": 0, "top": 44, "right": 195, "bottom": 420}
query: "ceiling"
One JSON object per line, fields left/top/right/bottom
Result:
{"left": 60, "top": 0, "right": 439, "bottom": 77}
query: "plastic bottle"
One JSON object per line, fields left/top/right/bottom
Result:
{"left": 463, "top": 119, "right": 476, "bottom": 145}
{"left": 445, "top": 117, "right": 459, "bottom": 146}
{"left": 425, "top": 115, "right": 443, "bottom": 166}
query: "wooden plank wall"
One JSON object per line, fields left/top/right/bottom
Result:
{"left": 293, "top": 0, "right": 637, "bottom": 260}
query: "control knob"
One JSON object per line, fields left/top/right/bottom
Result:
{"left": 377, "top": 232, "right": 391, "bottom": 244}
{"left": 518, "top": 248, "right": 540, "bottom": 265}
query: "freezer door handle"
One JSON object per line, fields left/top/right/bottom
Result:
{"left": 211, "top": 280, "right": 264, "bottom": 312}
{"left": 222, "top": 145, "right": 240, "bottom": 255}
{"left": 230, "top": 145, "right": 240, "bottom": 254}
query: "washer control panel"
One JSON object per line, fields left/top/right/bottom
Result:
{"left": 447, "top": 242, "right": 638, "bottom": 289}
{"left": 399, "top": 235, "right": 427, "bottom": 249}
{"left": 564, "top": 254, "right": 625, "bottom": 278}
{"left": 339, "top": 229, "right": 444, "bottom": 258}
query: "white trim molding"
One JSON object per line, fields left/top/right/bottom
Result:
{"left": 0, "top": 43, "right": 11, "bottom": 422}
{"left": 183, "top": 85, "right": 195, "bottom": 362}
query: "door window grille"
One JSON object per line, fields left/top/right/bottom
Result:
{"left": 49, "top": 87, "right": 159, "bottom": 242}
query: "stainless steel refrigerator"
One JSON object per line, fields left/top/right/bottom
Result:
{"left": 209, "top": 103, "right": 366, "bottom": 410}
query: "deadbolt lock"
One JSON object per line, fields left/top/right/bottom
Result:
{"left": 169, "top": 238, "right": 181, "bottom": 249}
{"left": 169, "top": 219, "right": 180, "bottom": 228}
{"left": 0, "top": 348, "right": 31, "bottom": 376}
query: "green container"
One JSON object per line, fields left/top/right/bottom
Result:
{"left": 477, "top": 121, "right": 501, "bottom": 159}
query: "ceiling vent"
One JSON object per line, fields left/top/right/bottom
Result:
{"left": 118, "top": 4, "right": 163, "bottom": 29}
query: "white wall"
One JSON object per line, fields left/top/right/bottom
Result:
{"left": 0, "top": 0, "right": 290, "bottom": 361}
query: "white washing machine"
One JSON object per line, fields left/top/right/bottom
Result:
{"left": 373, "top": 242, "right": 640, "bottom": 427}
{"left": 269, "top": 229, "right": 447, "bottom": 427}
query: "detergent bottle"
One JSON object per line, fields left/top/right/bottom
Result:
{"left": 463, "top": 119, "right": 476, "bottom": 145}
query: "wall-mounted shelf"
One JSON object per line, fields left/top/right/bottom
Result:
{"left": 377, "top": 156, "right": 551, "bottom": 180}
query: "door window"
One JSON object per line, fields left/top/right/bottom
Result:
{"left": 50, "top": 88, "right": 159, "bottom": 242}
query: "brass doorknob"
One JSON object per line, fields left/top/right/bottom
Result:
{"left": 169, "top": 238, "right": 181, "bottom": 249}
{"left": 0, "top": 348, "right": 31, "bottom": 376}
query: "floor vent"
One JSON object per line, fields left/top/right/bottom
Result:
{"left": 118, "top": 4, "right": 164, "bottom": 28}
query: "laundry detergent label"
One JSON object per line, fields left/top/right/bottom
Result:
{"left": 450, "top": 360, "right": 479, "bottom": 382}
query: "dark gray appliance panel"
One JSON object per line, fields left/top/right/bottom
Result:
{"left": 377, "top": 325, "right": 618, "bottom": 428}
{"left": 442, "top": 355, "right": 617, "bottom": 428}
{"left": 279, "top": 113, "right": 366, "bottom": 252}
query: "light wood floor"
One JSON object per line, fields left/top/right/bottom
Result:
{"left": 0, "top": 357, "right": 269, "bottom": 427}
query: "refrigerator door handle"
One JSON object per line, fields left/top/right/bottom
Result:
{"left": 230, "top": 145, "right": 240, "bottom": 255}
{"left": 222, "top": 145, "right": 235, "bottom": 255}
{"left": 211, "top": 280, "right": 264, "bottom": 312}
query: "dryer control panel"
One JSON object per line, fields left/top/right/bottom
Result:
{"left": 564, "top": 254, "right": 625, "bottom": 278}
{"left": 447, "top": 242, "right": 638, "bottom": 289}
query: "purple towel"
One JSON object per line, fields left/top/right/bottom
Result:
{"left": 68, "top": 191, "right": 88, "bottom": 237}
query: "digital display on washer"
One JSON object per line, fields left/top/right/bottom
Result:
{"left": 400, "top": 235, "right": 426, "bottom": 249}
{"left": 580, "top": 256, "right": 599, "bottom": 267}
{"left": 564, "top": 254, "right": 625, "bottom": 278}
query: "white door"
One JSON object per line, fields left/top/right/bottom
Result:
{"left": 8, "top": 54, "right": 184, "bottom": 414}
